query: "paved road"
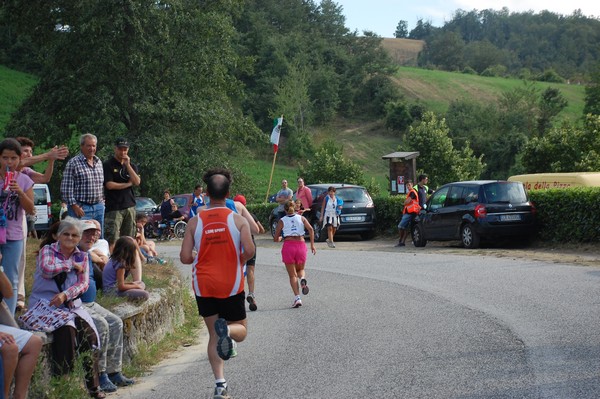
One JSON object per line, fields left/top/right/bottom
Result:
{"left": 116, "top": 238, "right": 600, "bottom": 399}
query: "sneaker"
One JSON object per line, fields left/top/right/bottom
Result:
{"left": 395, "top": 242, "right": 405, "bottom": 247}
{"left": 214, "top": 386, "right": 231, "bottom": 399}
{"left": 292, "top": 298, "right": 303, "bottom": 308}
{"left": 99, "top": 373, "right": 117, "bottom": 392}
{"left": 246, "top": 294, "right": 257, "bottom": 311}
{"left": 326, "top": 239, "right": 334, "bottom": 248}
{"left": 146, "top": 256, "right": 158, "bottom": 264}
{"left": 108, "top": 372, "right": 135, "bottom": 387}
{"left": 215, "top": 318, "right": 237, "bottom": 360}
{"left": 300, "top": 278, "right": 309, "bottom": 295}
{"left": 157, "top": 258, "right": 166, "bottom": 265}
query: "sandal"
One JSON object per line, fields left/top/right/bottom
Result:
{"left": 89, "top": 388, "right": 107, "bottom": 399}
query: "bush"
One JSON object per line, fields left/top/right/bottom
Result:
{"left": 462, "top": 66, "right": 477, "bottom": 75}
{"left": 247, "top": 203, "right": 278, "bottom": 228}
{"left": 529, "top": 187, "right": 600, "bottom": 243}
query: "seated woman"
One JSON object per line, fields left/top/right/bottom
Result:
{"left": 28, "top": 217, "right": 105, "bottom": 398}
{"left": 103, "top": 237, "right": 150, "bottom": 301}
{"left": 0, "top": 254, "right": 42, "bottom": 399}
{"left": 135, "top": 213, "right": 158, "bottom": 257}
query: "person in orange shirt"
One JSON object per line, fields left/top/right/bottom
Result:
{"left": 180, "top": 168, "right": 254, "bottom": 399}
{"left": 396, "top": 180, "right": 421, "bottom": 247}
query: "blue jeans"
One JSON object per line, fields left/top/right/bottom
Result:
{"left": 0, "top": 239, "right": 24, "bottom": 315}
{"left": 68, "top": 201, "right": 106, "bottom": 238}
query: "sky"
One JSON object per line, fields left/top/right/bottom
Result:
{"left": 335, "top": 0, "right": 600, "bottom": 37}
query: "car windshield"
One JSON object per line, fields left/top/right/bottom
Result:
{"left": 336, "top": 188, "right": 370, "bottom": 203}
{"left": 136, "top": 198, "right": 157, "bottom": 210}
{"left": 33, "top": 188, "right": 47, "bottom": 205}
{"left": 483, "top": 182, "right": 528, "bottom": 203}
{"left": 174, "top": 197, "right": 187, "bottom": 208}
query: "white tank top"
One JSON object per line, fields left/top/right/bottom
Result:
{"left": 281, "top": 214, "right": 305, "bottom": 237}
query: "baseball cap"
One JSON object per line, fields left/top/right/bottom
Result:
{"left": 233, "top": 194, "right": 246, "bottom": 206}
{"left": 114, "top": 137, "right": 130, "bottom": 148}
{"left": 82, "top": 220, "right": 99, "bottom": 231}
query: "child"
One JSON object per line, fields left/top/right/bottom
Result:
{"left": 294, "top": 199, "right": 306, "bottom": 215}
{"left": 0, "top": 138, "right": 35, "bottom": 315}
{"left": 103, "top": 236, "right": 149, "bottom": 300}
{"left": 135, "top": 213, "right": 158, "bottom": 257}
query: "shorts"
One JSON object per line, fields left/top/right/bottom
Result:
{"left": 104, "top": 207, "right": 137, "bottom": 243}
{"left": 195, "top": 291, "right": 246, "bottom": 321}
{"left": 0, "top": 324, "right": 33, "bottom": 352}
{"left": 398, "top": 213, "right": 415, "bottom": 230}
{"left": 281, "top": 240, "right": 307, "bottom": 265}
{"left": 324, "top": 214, "right": 340, "bottom": 228}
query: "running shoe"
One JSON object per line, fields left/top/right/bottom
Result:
{"left": 292, "top": 298, "right": 303, "bottom": 308}
{"left": 300, "top": 278, "right": 309, "bottom": 295}
{"left": 326, "top": 239, "right": 334, "bottom": 248}
{"left": 395, "top": 242, "right": 405, "bottom": 247}
{"left": 214, "top": 386, "right": 231, "bottom": 399}
{"left": 215, "top": 318, "right": 237, "bottom": 360}
{"left": 247, "top": 293, "right": 257, "bottom": 311}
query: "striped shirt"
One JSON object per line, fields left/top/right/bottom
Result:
{"left": 192, "top": 207, "right": 244, "bottom": 299}
{"left": 61, "top": 153, "right": 104, "bottom": 206}
{"left": 34, "top": 243, "right": 90, "bottom": 302}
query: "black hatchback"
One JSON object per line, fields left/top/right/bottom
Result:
{"left": 412, "top": 180, "right": 536, "bottom": 248}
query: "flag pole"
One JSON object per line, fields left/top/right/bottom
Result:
{"left": 265, "top": 115, "right": 283, "bottom": 203}
{"left": 265, "top": 151, "right": 278, "bottom": 203}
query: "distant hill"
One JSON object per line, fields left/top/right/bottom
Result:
{"left": 380, "top": 38, "right": 424, "bottom": 66}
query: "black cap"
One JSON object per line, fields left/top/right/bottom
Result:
{"left": 115, "top": 137, "right": 130, "bottom": 148}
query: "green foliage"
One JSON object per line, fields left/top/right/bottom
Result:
{"left": 400, "top": 112, "right": 485, "bottom": 188}
{"left": 298, "top": 140, "right": 365, "bottom": 185}
{"left": 384, "top": 100, "right": 412, "bottom": 132}
{"left": 535, "top": 68, "right": 565, "bottom": 83}
{"left": 354, "top": 74, "right": 401, "bottom": 117}
{"left": 480, "top": 64, "right": 507, "bottom": 77}
{"left": 529, "top": 187, "right": 600, "bottom": 243}
{"left": 373, "top": 195, "right": 405, "bottom": 234}
{"left": 394, "top": 20, "right": 408, "bottom": 38}
{"left": 521, "top": 114, "right": 600, "bottom": 172}
{"left": 537, "top": 87, "right": 568, "bottom": 136}
{"left": 247, "top": 203, "right": 278, "bottom": 227}
{"left": 583, "top": 63, "right": 600, "bottom": 116}
{"left": 462, "top": 66, "right": 477, "bottom": 75}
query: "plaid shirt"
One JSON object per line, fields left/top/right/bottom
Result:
{"left": 61, "top": 153, "right": 104, "bottom": 205}
{"left": 37, "top": 242, "right": 90, "bottom": 301}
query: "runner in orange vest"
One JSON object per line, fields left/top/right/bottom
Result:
{"left": 180, "top": 168, "right": 255, "bottom": 399}
{"left": 396, "top": 181, "right": 421, "bottom": 247}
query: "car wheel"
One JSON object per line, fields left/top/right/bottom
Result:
{"left": 174, "top": 221, "right": 187, "bottom": 239}
{"left": 412, "top": 224, "right": 427, "bottom": 247}
{"left": 312, "top": 220, "right": 326, "bottom": 242}
{"left": 360, "top": 230, "right": 375, "bottom": 240}
{"left": 461, "top": 223, "right": 480, "bottom": 249}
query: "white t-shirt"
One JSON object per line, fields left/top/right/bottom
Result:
{"left": 91, "top": 239, "right": 110, "bottom": 256}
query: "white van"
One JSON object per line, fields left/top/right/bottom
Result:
{"left": 32, "top": 184, "right": 52, "bottom": 231}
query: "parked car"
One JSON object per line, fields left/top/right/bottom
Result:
{"left": 135, "top": 196, "right": 157, "bottom": 213}
{"left": 171, "top": 193, "right": 192, "bottom": 220}
{"left": 412, "top": 180, "right": 536, "bottom": 249}
{"left": 32, "top": 184, "right": 52, "bottom": 232}
{"left": 269, "top": 183, "right": 376, "bottom": 241}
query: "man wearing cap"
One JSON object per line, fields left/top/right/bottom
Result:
{"left": 61, "top": 133, "right": 106, "bottom": 233}
{"left": 103, "top": 137, "right": 141, "bottom": 252}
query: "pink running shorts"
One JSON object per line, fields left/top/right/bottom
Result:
{"left": 281, "top": 240, "right": 307, "bottom": 265}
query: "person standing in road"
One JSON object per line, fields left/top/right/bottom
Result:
{"left": 274, "top": 179, "right": 293, "bottom": 219}
{"left": 188, "top": 184, "right": 206, "bottom": 218}
{"left": 274, "top": 200, "right": 316, "bottom": 308}
{"left": 61, "top": 133, "right": 105, "bottom": 234}
{"left": 103, "top": 138, "right": 141, "bottom": 252}
{"left": 180, "top": 168, "right": 254, "bottom": 399}
{"left": 319, "top": 186, "right": 343, "bottom": 248}
{"left": 396, "top": 180, "right": 421, "bottom": 247}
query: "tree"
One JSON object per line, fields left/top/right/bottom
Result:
{"left": 394, "top": 20, "right": 408, "bottom": 38}
{"left": 400, "top": 112, "right": 485, "bottom": 188}
{"left": 298, "top": 140, "right": 365, "bottom": 185}
{"left": 537, "top": 87, "right": 568, "bottom": 136}
{"left": 584, "top": 64, "right": 600, "bottom": 115}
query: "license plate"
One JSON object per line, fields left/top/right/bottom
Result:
{"left": 500, "top": 214, "right": 521, "bottom": 221}
{"left": 344, "top": 216, "right": 364, "bottom": 222}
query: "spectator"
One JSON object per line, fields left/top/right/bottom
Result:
{"left": 168, "top": 203, "right": 185, "bottom": 223}
{"left": 29, "top": 217, "right": 105, "bottom": 398}
{"left": 59, "top": 201, "right": 68, "bottom": 220}
{"left": 0, "top": 253, "right": 43, "bottom": 399}
{"left": 294, "top": 177, "right": 312, "bottom": 211}
{"left": 159, "top": 190, "right": 175, "bottom": 221}
{"left": 396, "top": 181, "right": 420, "bottom": 247}
{"left": 103, "top": 236, "right": 149, "bottom": 301}
{"left": 135, "top": 213, "right": 158, "bottom": 258}
{"left": 188, "top": 184, "right": 206, "bottom": 218}
{"left": 103, "top": 138, "right": 141, "bottom": 253}
{"left": 319, "top": 186, "right": 343, "bottom": 248}
{"left": 61, "top": 133, "right": 105, "bottom": 234}
{"left": 275, "top": 179, "right": 293, "bottom": 219}
{"left": 0, "top": 138, "right": 35, "bottom": 315}
{"left": 79, "top": 220, "right": 135, "bottom": 393}
{"left": 416, "top": 174, "right": 433, "bottom": 209}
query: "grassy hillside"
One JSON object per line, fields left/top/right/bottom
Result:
{"left": 394, "top": 66, "right": 585, "bottom": 121}
{"left": 0, "top": 65, "right": 38, "bottom": 133}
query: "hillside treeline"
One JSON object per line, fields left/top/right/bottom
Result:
{"left": 0, "top": 0, "right": 398, "bottom": 199}
{"left": 408, "top": 8, "right": 599, "bottom": 80}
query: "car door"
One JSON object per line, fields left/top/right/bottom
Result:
{"left": 436, "top": 185, "right": 466, "bottom": 238}
{"left": 420, "top": 186, "right": 450, "bottom": 239}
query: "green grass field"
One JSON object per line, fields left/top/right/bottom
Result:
{"left": 0, "top": 65, "right": 38, "bottom": 133}
{"left": 394, "top": 66, "right": 585, "bottom": 120}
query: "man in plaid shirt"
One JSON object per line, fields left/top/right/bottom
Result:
{"left": 61, "top": 133, "right": 106, "bottom": 235}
